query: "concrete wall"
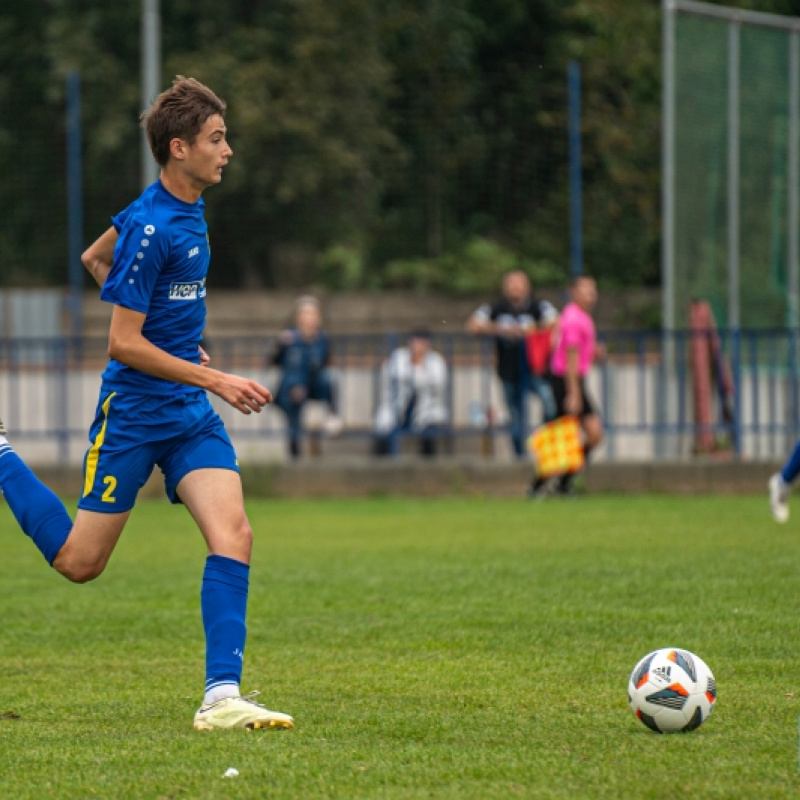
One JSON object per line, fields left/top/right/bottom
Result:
{"left": 26, "top": 457, "right": 779, "bottom": 501}
{"left": 79, "top": 287, "right": 662, "bottom": 337}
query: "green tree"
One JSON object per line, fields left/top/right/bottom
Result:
{"left": 165, "top": 0, "right": 399, "bottom": 287}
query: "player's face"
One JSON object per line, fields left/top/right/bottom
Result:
{"left": 181, "top": 114, "right": 232, "bottom": 188}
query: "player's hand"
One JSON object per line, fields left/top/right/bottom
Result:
{"left": 213, "top": 372, "right": 273, "bottom": 414}
{"left": 198, "top": 346, "right": 210, "bottom": 366}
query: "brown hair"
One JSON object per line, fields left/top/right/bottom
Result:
{"left": 141, "top": 76, "right": 227, "bottom": 167}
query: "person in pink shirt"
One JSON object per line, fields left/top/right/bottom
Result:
{"left": 530, "top": 275, "right": 604, "bottom": 497}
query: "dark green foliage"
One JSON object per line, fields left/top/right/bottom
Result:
{"left": 0, "top": 1, "right": 795, "bottom": 291}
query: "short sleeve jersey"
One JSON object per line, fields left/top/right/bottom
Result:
{"left": 472, "top": 296, "right": 557, "bottom": 383}
{"left": 100, "top": 180, "right": 209, "bottom": 395}
{"left": 550, "top": 301, "right": 596, "bottom": 378}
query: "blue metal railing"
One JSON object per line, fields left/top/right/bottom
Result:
{"left": 0, "top": 329, "right": 797, "bottom": 464}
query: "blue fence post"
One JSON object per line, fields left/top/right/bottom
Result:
{"left": 66, "top": 70, "right": 84, "bottom": 342}
{"left": 730, "top": 327, "right": 743, "bottom": 457}
{"left": 568, "top": 61, "right": 583, "bottom": 279}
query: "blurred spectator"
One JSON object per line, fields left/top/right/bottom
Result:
{"left": 271, "top": 296, "right": 341, "bottom": 458}
{"left": 374, "top": 331, "right": 448, "bottom": 457}
{"left": 467, "top": 270, "right": 557, "bottom": 458}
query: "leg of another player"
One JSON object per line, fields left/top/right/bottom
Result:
{"left": 177, "top": 468, "right": 293, "bottom": 730}
{"left": 769, "top": 437, "right": 800, "bottom": 523}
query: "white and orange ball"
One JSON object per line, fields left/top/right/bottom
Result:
{"left": 628, "top": 648, "right": 716, "bottom": 733}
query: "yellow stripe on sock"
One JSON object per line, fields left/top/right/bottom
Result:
{"left": 83, "top": 392, "right": 116, "bottom": 498}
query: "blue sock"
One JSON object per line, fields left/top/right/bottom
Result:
{"left": 0, "top": 445, "right": 72, "bottom": 565}
{"left": 201, "top": 554, "right": 249, "bottom": 700}
{"left": 782, "top": 439, "right": 800, "bottom": 484}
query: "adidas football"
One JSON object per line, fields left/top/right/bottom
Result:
{"left": 627, "top": 648, "right": 716, "bottom": 733}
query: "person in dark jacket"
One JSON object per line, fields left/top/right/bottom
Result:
{"left": 272, "top": 296, "right": 341, "bottom": 458}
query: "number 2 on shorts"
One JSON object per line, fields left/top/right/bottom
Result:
{"left": 102, "top": 475, "right": 117, "bottom": 503}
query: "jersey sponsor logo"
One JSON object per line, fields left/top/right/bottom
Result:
{"left": 144, "top": 224, "right": 155, "bottom": 235}
{"left": 169, "top": 279, "right": 207, "bottom": 301}
{"left": 188, "top": 245, "right": 200, "bottom": 258}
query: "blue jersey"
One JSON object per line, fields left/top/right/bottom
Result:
{"left": 100, "top": 180, "right": 209, "bottom": 396}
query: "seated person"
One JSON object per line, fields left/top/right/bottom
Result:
{"left": 374, "top": 330, "right": 448, "bottom": 457}
{"left": 271, "top": 296, "right": 341, "bottom": 458}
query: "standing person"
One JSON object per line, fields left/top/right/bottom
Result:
{"left": 467, "top": 270, "right": 557, "bottom": 458}
{"left": 271, "top": 295, "right": 341, "bottom": 458}
{"left": 0, "top": 77, "right": 293, "bottom": 731}
{"left": 532, "top": 275, "right": 604, "bottom": 497}
{"left": 373, "top": 330, "right": 448, "bottom": 457}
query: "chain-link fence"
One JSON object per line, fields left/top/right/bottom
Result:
{"left": 664, "top": 0, "right": 800, "bottom": 330}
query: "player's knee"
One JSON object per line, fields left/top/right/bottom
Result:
{"left": 209, "top": 515, "right": 253, "bottom": 562}
{"left": 53, "top": 552, "right": 107, "bottom": 584}
{"left": 236, "top": 519, "right": 254, "bottom": 551}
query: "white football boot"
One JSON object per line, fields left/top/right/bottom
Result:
{"left": 194, "top": 691, "right": 294, "bottom": 731}
{"left": 769, "top": 473, "right": 790, "bottom": 524}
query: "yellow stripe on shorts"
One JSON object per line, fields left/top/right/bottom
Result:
{"left": 83, "top": 392, "right": 116, "bottom": 498}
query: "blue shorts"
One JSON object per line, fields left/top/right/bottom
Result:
{"left": 78, "top": 389, "right": 239, "bottom": 513}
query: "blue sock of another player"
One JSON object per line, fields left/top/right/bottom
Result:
{"left": 781, "top": 438, "right": 800, "bottom": 485}
{"left": 0, "top": 444, "right": 72, "bottom": 565}
{"left": 201, "top": 554, "right": 250, "bottom": 706}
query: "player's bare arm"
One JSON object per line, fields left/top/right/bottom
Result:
{"left": 467, "top": 316, "right": 525, "bottom": 338}
{"left": 108, "top": 305, "right": 271, "bottom": 414}
{"left": 465, "top": 315, "right": 489, "bottom": 334}
{"left": 564, "top": 346, "right": 582, "bottom": 416}
{"left": 81, "top": 226, "right": 119, "bottom": 288}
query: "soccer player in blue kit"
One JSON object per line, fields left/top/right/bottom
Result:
{"left": 0, "top": 77, "right": 294, "bottom": 731}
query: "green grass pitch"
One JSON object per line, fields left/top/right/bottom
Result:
{"left": 1, "top": 494, "right": 799, "bottom": 798}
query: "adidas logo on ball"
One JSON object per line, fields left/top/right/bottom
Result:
{"left": 652, "top": 665, "right": 671, "bottom": 682}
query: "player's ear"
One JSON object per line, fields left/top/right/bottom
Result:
{"left": 169, "top": 137, "right": 188, "bottom": 161}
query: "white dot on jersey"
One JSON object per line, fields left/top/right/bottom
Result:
{"left": 129, "top": 279, "right": 134, "bottom": 284}
{"left": 141, "top": 239, "right": 149, "bottom": 247}
{"left": 137, "top": 252, "right": 144, "bottom": 259}
{"left": 132, "top": 265, "right": 139, "bottom": 272}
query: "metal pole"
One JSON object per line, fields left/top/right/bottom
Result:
{"left": 66, "top": 69, "right": 83, "bottom": 340}
{"left": 789, "top": 31, "right": 800, "bottom": 448}
{"left": 141, "top": 0, "right": 161, "bottom": 188}
{"left": 727, "top": 19, "right": 742, "bottom": 455}
{"left": 568, "top": 61, "right": 583, "bottom": 279}
{"left": 675, "top": 0, "right": 800, "bottom": 32}
{"left": 789, "top": 31, "right": 799, "bottom": 329}
{"left": 660, "top": 0, "right": 677, "bottom": 459}
{"left": 727, "top": 20, "right": 741, "bottom": 330}
{"left": 662, "top": 0, "right": 676, "bottom": 334}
